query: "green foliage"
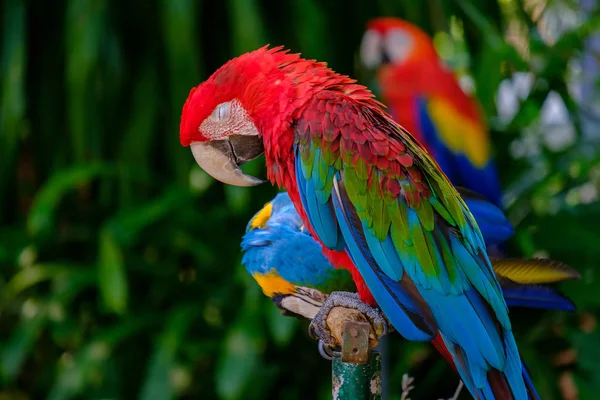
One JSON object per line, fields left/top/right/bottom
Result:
{"left": 0, "top": 0, "right": 599, "bottom": 399}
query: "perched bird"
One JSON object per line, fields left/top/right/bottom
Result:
{"left": 241, "top": 191, "right": 577, "bottom": 321}
{"left": 360, "top": 18, "right": 503, "bottom": 207}
{"left": 179, "top": 46, "right": 571, "bottom": 399}
{"left": 241, "top": 192, "right": 355, "bottom": 320}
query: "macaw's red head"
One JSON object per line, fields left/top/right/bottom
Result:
{"left": 360, "top": 17, "right": 439, "bottom": 70}
{"left": 180, "top": 46, "right": 310, "bottom": 187}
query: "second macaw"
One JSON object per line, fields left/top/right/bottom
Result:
{"left": 360, "top": 18, "right": 503, "bottom": 207}
{"left": 180, "top": 46, "right": 560, "bottom": 399}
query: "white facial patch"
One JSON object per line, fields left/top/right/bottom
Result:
{"left": 384, "top": 29, "right": 414, "bottom": 64}
{"left": 199, "top": 99, "right": 260, "bottom": 140}
{"left": 360, "top": 30, "right": 383, "bottom": 69}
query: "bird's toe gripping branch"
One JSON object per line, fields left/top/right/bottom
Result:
{"left": 308, "top": 291, "right": 389, "bottom": 358}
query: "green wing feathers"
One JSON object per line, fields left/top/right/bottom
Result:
{"left": 295, "top": 90, "right": 507, "bottom": 322}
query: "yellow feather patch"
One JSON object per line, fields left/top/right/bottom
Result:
{"left": 427, "top": 97, "right": 489, "bottom": 168}
{"left": 491, "top": 258, "right": 581, "bottom": 284}
{"left": 252, "top": 271, "right": 296, "bottom": 297}
{"left": 249, "top": 202, "right": 273, "bottom": 230}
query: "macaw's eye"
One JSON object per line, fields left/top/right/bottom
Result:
{"left": 214, "top": 102, "right": 231, "bottom": 122}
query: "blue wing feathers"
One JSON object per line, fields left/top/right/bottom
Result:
{"left": 363, "top": 224, "right": 404, "bottom": 281}
{"left": 502, "top": 285, "right": 575, "bottom": 311}
{"left": 296, "top": 155, "right": 344, "bottom": 251}
{"left": 329, "top": 175, "right": 435, "bottom": 341}
{"left": 464, "top": 198, "right": 514, "bottom": 246}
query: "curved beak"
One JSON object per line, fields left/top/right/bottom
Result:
{"left": 190, "top": 135, "right": 266, "bottom": 187}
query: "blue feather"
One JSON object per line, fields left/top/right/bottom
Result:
{"left": 464, "top": 198, "right": 514, "bottom": 246}
{"left": 424, "top": 289, "right": 504, "bottom": 379}
{"left": 296, "top": 156, "right": 344, "bottom": 251}
{"left": 502, "top": 285, "right": 575, "bottom": 311}
{"left": 363, "top": 225, "right": 404, "bottom": 281}
{"left": 503, "top": 333, "right": 529, "bottom": 399}
{"left": 330, "top": 179, "right": 435, "bottom": 341}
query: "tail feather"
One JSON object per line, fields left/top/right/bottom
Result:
{"left": 501, "top": 283, "right": 576, "bottom": 311}
{"left": 432, "top": 333, "right": 540, "bottom": 400}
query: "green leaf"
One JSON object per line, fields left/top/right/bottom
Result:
{"left": 97, "top": 228, "right": 128, "bottom": 314}
{"left": 291, "top": 0, "right": 329, "bottom": 60}
{"left": 215, "top": 314, "right": 265, "bottom": 400}
{"left": 65, "top": 0, "right": 106, "bottom": 163}
{"left": 0, "top": 264, "right": 68, "bottom": 310}
{"left": 27, "top": 163, "right": 114, "bottom": 236}
{"left": 160, "top": 0, "right": 200, "bottom": 183}
{"left": 0, "top": 0, "right": 26, "bottom": 215}
{"left": 266, "top": 303, "right": 298, "bottom": 347}
{"left": 49, "top": 316, "right": 156, "bottom": 400}
{"left": 224, "top": 186, "right": 252, "bottom": 215}
{"left": 140, "top": 306, "right": 197, "bottom": 400}
{"left": 227, "top": 0, "right": 265, "bottom": 54}
{"left": 107, "top": 186, "right": 192, "bottom": 246}
{"left": 0, "top": 303, "right": 47, "bottom": 381}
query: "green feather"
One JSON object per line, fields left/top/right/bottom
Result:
{"left": 314, "top": 153, "right": 330, "bottom": 190}
{"left": 301, "top": 144, "right": 316, "bottom": 180}
{"left": 409, "top": 221, "right": 437, "bottom": 277}
{"left": 322, "top": 147, "right": 336, "bottom": 167}
{"left": 334, "top": 157, "right": 342, "bottom": 170}
{"left": 388, "top": 201, "right": 409, "bottom": 243}
{"left": 343, "top": 168, "right": 368, "bottom": 212}
{"left": 429, "top": 178, "right": 465, "bottom": 228}
{"left": 416, "top": 200, "right": 435, "bottom": 232}
{"left": 355, "top": 158, "right": 368, "bottom": 180}
{"left": 368, "top": 175, "right": 390, "bottom": 241}
{"left": 430, "top": 196, "right": 456, "bottom": 227}
{"left": 437, "top": 232, "right": 461, "bottom": 291}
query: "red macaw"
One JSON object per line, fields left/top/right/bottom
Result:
{"left": 360, "top": 18, "right": 503, "bottom": 207}
{"left": 179, "top": 46, "right": 537, "bottom": 399}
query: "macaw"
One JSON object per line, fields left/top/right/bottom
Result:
{"left": 360, "top": 18, "right": 503, "bottom": 207}
{"left": 241, "top": 191, "right": 577, "bottom": 322}
{"left": 179, "top": 46, "right": 567, "bottom": 399}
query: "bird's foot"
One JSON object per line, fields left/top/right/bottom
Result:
{"left": 308, "top": 291, "right": 389, "bottom": 357}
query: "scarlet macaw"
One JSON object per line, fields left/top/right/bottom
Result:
{"left": 180, "top": 46, "right": 556, "bottom": 399}
{"left": 360, "top": 18, "right": 503, "bottom": 207}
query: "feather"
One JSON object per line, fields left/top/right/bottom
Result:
{"left": 295, "top": 157, "right": 344, "bottom": 251}
{"left": 491, "top": 258, "right": 581, "bottom": 284}
{"left": 501, "top": 283, "right": 576, "bottom": 311}
{"left": 330, "top": 177, "right": 435, "bottom": 340}
{"left": 459, "top": 188, "right": 514, "bottom": 246}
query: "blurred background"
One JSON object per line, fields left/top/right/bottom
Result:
{"left": 1, "top": 0, "right": 599, "bottom": 399}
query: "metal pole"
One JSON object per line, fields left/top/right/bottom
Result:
{"left": 332, "top": 321, "right": 383, "bottom": 400}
